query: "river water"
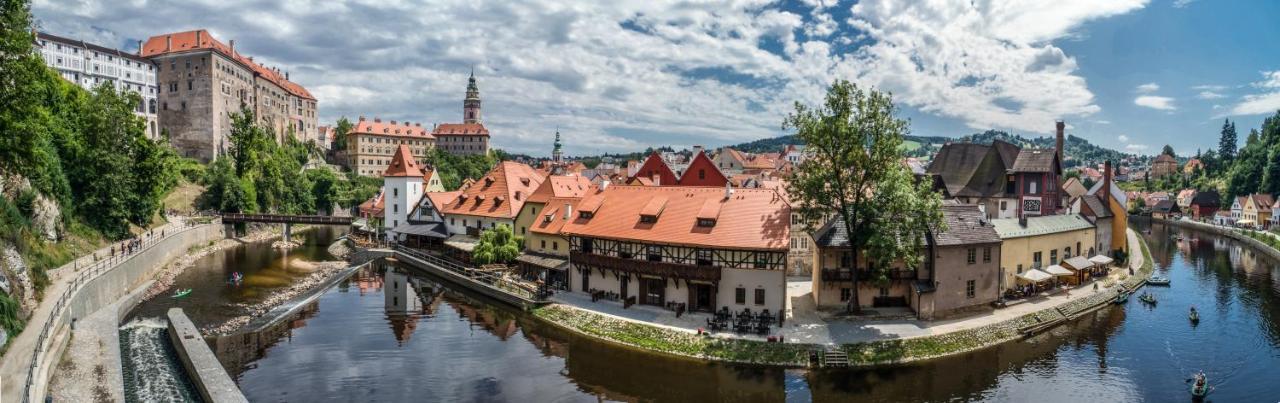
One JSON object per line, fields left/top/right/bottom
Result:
{"left": 126, "top": 219, "right": 1280, "bottom": 402}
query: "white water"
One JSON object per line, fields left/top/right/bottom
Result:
{"left": 119, "top": 318, "right": 202, "bottom": 402}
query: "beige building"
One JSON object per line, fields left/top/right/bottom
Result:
{"left": 346, "top": 116, "right": 436, "bottom": 177}
{"left": 36, "top": 31, "right": 161, "bottom": 139}
{"left": 991, "top": 214, "right": 1096, "bottom": 292}
{"left": 512, "top": 175, "right": 595, "bottom": 290}
{"left": 141, "top": 29, "right": 318, "bottom": 162}
{"left": 812, "top": 204, "right": 1002, "bottom": 319}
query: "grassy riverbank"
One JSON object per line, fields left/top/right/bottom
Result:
{"left": 533, "top": 232, "right": 1156, "bottom": 368}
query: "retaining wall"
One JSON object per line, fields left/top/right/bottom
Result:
{"left": 1154, "top": 218, "right": 1280, "bottom": 260}
{"left": 166, "top": 308, "right": 248, "bottom": 403}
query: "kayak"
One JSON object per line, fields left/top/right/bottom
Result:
{"left": 1148, "top": 276, "right": 1171, "bottom": 286}
{"left": 228, "top": 272, "right": 244, "bottom": 285}
{"left": 1140, "top": 293, "right": 1157, "bottom": 304}
{"left": 171, "top": 288, "right": 192, "bottom": 298}
{"left": 1189, "top": 372, "right": 1212, "bottom": 397}
{"left": 1190, "top": 310, "right": 1200, "bottom": 323}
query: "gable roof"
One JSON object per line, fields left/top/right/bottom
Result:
{"left": 630, "top": 151, "right": 679, "bottom": 186}
{"left": 1152, "top": 199, "right": 1180, "bottom": 214}
{"left": 1250, "top": 194, "right": 1275, "bottom": 210}
{"left": 1009, "top": 148, "right": 1059, "bottom": 173}
{"left": 677, "top": 151, "right": 729, "bottom": 187}
{"left": 431, "top": 123, "right": 489, "bottom": 137}
{"left": 1080, "top": 194, "right": 1112, "bottom": 219}
{"left": 440, "top": 161, "right": 544, "bottom": 219}
{"left": 816, "top": 204, "right": 999, "bottom": 248}
{"left": 1153, "top": 153, "right": 1177, "bottom": 163}
{"left": 1190, "top": 189, "right": 1220, "bottom": 207}
{"left": 560, "top": 186, "right": 789, "bottom": 250}
{"left": 1086, "top": 179, "right": 1128, "bottom": 208}
{"left": 383, "top": 145, "right": 425, "bottom": 177}
{"left": 527, "top": 175, "right": 592, "bottom": 203}
{"left": 1062, "top": 177, "right": 1088, "bottom": 199}
{"left": 927, "top": 142, "right": 1011, "bottom": 198}
{"left": 991, "top": 214, "right": 1094, "bottom": 239}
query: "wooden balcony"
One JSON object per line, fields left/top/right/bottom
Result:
{"left": 820, "top": 268, "right": 917, "bottom": 282}
{"left": 570, "top": 251, "right": 721, "bottom": 282}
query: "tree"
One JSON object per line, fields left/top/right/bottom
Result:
{"left": 784, "top": 80, "right": 944, "bottom": 313}
{"left": 472, "top": 224, "right": 522, "bottom": 265}
{"left": 1161, "top": 144, "right": 1175, "bottom": 157}
{"left": 332, "top": 117, "right": 353, "bottom": 151}
{"left": 1219, "top": 119, "right": 1238, "bottom": 163}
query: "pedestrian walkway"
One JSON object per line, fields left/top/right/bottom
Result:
{"left": 0, "top": 215, "right": 199, "bottom": 402}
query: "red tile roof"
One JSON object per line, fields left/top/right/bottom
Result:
{"left": 141, "top": 29, "right": 314, "bottom": 100}
{"left": 561, "top": 186, "right": 790, "bottom": 250}
{"left": 630, "top": 151, "right": 678, "bottom": 186}
{"left": 383, "top": 145, "right": 425, "bottom": 177}
{"left": 432, "top": 123, "right": 490, "bottom": 137}
{"left": 528, "top": 175, "right": 592, "bottom": 203}
{"left": 441, "top": 161, "right": 545, "bottom": 219}
{"left": 424, "top": 191, "right": 462, "bottom": 211}
{"left": 678, "top": 151, "right": 729, "bottom": 187}
{"left": 353, "top": 118, "right": 434, "bottom": 140}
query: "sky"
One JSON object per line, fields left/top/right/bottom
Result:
{"left": 29, "top": 0, "right": 1280, "bottom": 158}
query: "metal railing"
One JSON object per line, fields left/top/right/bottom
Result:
{"left": 392, "top": 245, "right": 543, "bottom": 301}
{"left": 19, "top": 216, "right": 217, "bottom": 403}
{"left": 220, "top": 213, "right": 353, "bottom": 225}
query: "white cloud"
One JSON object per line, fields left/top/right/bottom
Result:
{"left": 1197, "top": 91, "right": 1225, "bottom": 100}
{"left": 1173, "top": 0, "right": 1195, "bottom": 8}
{"left": 1117, "top": 134, "right": 1130, "bottom": 142}
{"left": 1135, "top": 83, "right": 1160, "bottom": 93}
{"left": 1192, "top": 84, "right": 1227, "bottom": 91}
{"left": 1125, "top": 144, "right": 1149, "bottom": 151}
{"left": 1135, "top": 95, "right": 1176, "bottom": 110}
{"left": 1226, "top": 71, "right": 1280, "bottom": 116}
{"left": 31, "top": 0, "right": 1148, "bottom": 154}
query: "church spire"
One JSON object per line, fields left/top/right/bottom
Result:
{"left": 552, "top": 129, "right": 563, "bottom": 163}
{"left": 464, "top": 70, "right": 481, "bottom": 124}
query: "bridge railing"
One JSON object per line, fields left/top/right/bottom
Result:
{"left": 220, "top": 213, "right": 354, "bottom": 224}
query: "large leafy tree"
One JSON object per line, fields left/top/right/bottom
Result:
{"left": 472, "top": 224, "right": 522, "bottom": 265}
{"left": 784, "top": 80, "right": 944, "bottom": 313}
{"left": 1161, "top": 144, "right": 1175, "bottom": 157}
{"left": 332, "top": 117, "right": 353, "bottom": 151}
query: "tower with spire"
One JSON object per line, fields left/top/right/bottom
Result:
{"left": 463, "top": 70, "right": 481, "bottom": 124}
{"left": 552, "top": 130, "right": 563, "bottom": 164}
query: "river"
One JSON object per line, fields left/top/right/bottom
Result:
{"left": 127, "top": 219, "right": 1280, "bottom": 402}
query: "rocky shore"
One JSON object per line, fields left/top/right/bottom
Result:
{"left": 202, "top": 260, "right": 348, "bottom": 335}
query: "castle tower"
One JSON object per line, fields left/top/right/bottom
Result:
{"left": 382, "top": 145, "right": 425, "bottom": 241}
{"left": 464, "top": 70, "right": 481, "bottom": 124}
{"left": 552, "top": 130, "right": 563, "bottom": 163}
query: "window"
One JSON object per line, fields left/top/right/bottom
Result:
{"left": 393, "top": 188, "right": 398, "bottom": 197}
{"left": 541, "top": 240, "right": 546, "bottom": 249}
{"left": 647, "top": 245, "right": 662, "bottom": 262}
{"left": 967, "top": 248, "right": 976, "bottom": 264}
{"left": 735, "top": 287, "right": 746, "bottom": 304}
{"left": 696, "top": 218, "right": 715, "bottom": 227}
{"left": 1016, "top": 264, "right": 1023, "bottom": 273}
{"left": 698, "top": 169, "right": 705, "bottom": 180}
{"left": 696, "top": 249, "right": 713, "bottom": 266}
{"left": 966, "top": 280, "right": 976, "bottom": 298}
{"left": 1065, "top": 247, "right": 1072, "bottom": 258}
{"left": 754, "top": 289, "right": 766, "bottom": 305}
{"left": 1000, "top": 200, "right": 1008, "bottom": 210}
{"left": 640, "top": 215, "right": 657, "bottom": 223}
{"left": 983, "top": 247, "right": 992, "bottom": 263}
{"left": 1033, "top": 252, "right": 1042, "bottom": 266}
{"left": 839, "top": 288, "right": 852, "bottom": 302}
{"left": 187, "top": 80, "right": 193, "bottom": 91}
{"left": 1050, "top": 250, "right": 1058, "bottom": 265}
{"left": 753, "top": 254, "right": 768, "bottom": 269}
{"left": 392, "top": 204, "right": 398, "bottom": 213}
{"left": 552, "top": 241, "right": 559, "bottom": 251}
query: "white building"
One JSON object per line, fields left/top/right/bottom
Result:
{"left": 35, "top": 32, "right": 161, "bottom": 138}
{"left": 382, "top": 145, "right": 424, "bottom": 241}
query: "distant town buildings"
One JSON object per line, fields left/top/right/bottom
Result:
{"left": 432, "top": 72, "right": 490, "bottom": 155}
{"left": 1149, "top": 153, "right": 1178, "bottom": 179}
{"left": 927, "top": 122, "right": 1067, "bottom": 220}
{"left": 140, "top": 29, "right": 318, "bottom": 162}
{"left": 35, "top": 31, "right": 161, "bottom": 138}
{"left": 346, "top": 117, "right": 435, "bottom": 177}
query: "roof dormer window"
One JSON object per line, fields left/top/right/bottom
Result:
{"left": 696, "top": 218, "right": 716, "bottom": 227}
{"left": 579, "top": 211, "right": 594, "bottom": 219}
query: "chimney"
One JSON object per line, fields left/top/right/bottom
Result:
{"left": 1055, "top": 120, "right": 1065, "bottom": 166}
{"left": 165, "top": 35, "right": 172, "bottom": 51}
{"left": 285, "top": 71, "right": 289, "bottom": 80}
{"left": 1103, "top": 160, "right": 1113, "bottom": 203}
{"left": 229, "top": 39, "right": 235, "bottom": 53}
{"left": 601, "top": 180, "right": 611, "bottom": 191}
{"left": 136, "top": 40, "right": 142, "bottom": 55}
{"left": 564, "top": 203, "right": 572, "bottom": 220}
{"left": 391, "top": 120, "right": 397, "bottom": 125}
{"left": 652, "top": 173, "right": 660, "bottom": 186}
{"left": 359, "top": 116, "right": 366, "bottom": 122}
{"left": 374, "top": 118, "right": 381, "bottom": 123}
{"left": 693, "top": 145, "right": 704, "bottom": 155}
{"left": 195, "top": 30, "right": 202, "bottom": 46}
{"left": 724, "top": 182, "right": 735, "bottom": 199}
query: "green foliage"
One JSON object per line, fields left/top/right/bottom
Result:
{"left": 1219, "top": 119, "right": 1237, "bottom": 163}
{"left": 1161, "top": 144, "right": 1175, "bottom": 157}
{"left": 0, "top": 293, "right": 23, "bottom": 339}
{"left": 472, "top": 224, "right": 521, "bottom": 265}
{"left": 1226, "top": 115, "right": 1280, "bottom": 199}
{"left": 784, "top": 80, "right": 944, "bottom": 307}
{"left": 422, "top": 148, "right": 502, "bottom": 190}
{"left": 306, "top": 169, "right": 342, "bottom": 214}
{"left": 332, "top": 117, "right": 352, "bottom": 151}
{"left": 339, "top": 173, "right": 382, "bottom": 209}
{"left": 201, "top": 108, "right": 315, "bottom": 214}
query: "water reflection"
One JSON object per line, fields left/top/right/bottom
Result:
{"left": 213, "top": 220, "right": 1280, "bottom": 402}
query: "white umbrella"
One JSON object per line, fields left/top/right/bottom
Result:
{"left": 1017, "top": 269, "right": 1053, "bottom": 282}
{"left": 1089, "top": 255, "right": 1114, "bottom": 266}
{"left": 1045, "top": 265, "right": 1074, "bottom": 276}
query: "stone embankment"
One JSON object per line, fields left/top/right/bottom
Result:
{"left": 534, "top": 230, "right": 1155, "bottom": 368}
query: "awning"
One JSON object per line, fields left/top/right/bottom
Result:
{"left": 1238, "top": 219, "right": 1255, "bottom": 225}
{"left": 1063, "top": 256, "right": 1094, "bottom": 271}
{"left": 389, "top": 222, "right": 448, "bottom": 238}
{"left": 1089, "top": 255, "right": 1114, "bottom": 266}
{"left": 1017, "top": 269, "right": 1053, "bottom": 282}
{"left": 515, "top": 253, "right": 568, "bottom": 270}
{"left": 1044, "top": 265, "right": 1074, "bottom": 276}
{"left": 444, "top": 234, "right": 479, "bottom": 252}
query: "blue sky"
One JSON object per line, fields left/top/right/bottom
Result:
{"left": 30, "top": 0, "right": 1280, "bottom": 157}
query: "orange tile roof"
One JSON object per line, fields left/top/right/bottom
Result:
{"left": 630, "top": 151, "right": 678, "bottom": 185}
{"left": 141, "top": 29, "right": 314, "bottom": 100}
{"left": 561, "top": 186, "right": 790, "bottom": 250}
{"left": 432, "top": 123, "right": 490, "bottom": 137}
{"left": 528, "top": 175, "right": 592, "bottom": 203}
{"left": 352, "top": 118, "right": 435, "bottom": 140}
{"left": 383, "top": 145, "right": 425, "bottom": 177}
{"left": 441, "top": 161, "right": 545, "bottom": 219}
{"left": 639, "top": 196, "right": 669, "bottom": 216}
{"left": 530, "top": 196, "right": 588, "bottom": 235}
{"left": 359, "top": 188, "right": 385, "bottom": 217}
{"left": 677, "top": 151, "right": 729, "bottom": 187}
{"left": 424, "top": 191, "right": 461, "bottom": 211}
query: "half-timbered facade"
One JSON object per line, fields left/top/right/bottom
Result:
{"left": 560, "top": 186, "right": 790, "bottom": 316}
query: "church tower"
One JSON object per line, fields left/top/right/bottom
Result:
{"left": 463, "top": 70, "right": 481, "bottom": 124}
{"left": 552, "top": 130, "right": 563, "bottom": 163}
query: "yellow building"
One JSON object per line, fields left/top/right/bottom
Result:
{"left": 991, "top": 214, "right": 1096, "bottom": 292}
{"left": 1086, "top": 162, "right": 1129, "bottom": 255}
{"left": 1241, "top": 194, "right": 1275, "bottom": 229}
{"left": 512, "top": 175, "right": 595, "bottom": 289}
